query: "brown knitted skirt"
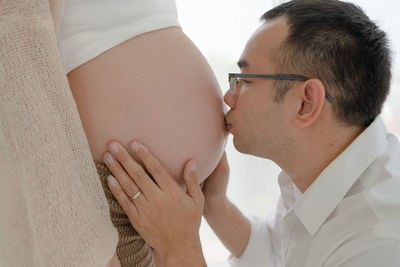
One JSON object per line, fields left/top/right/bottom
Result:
{"left": 94, "top": 160, "right": 154, "bottom": 267}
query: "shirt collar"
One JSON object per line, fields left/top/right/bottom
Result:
{"left": 291, "top": 116, "right": 388, "bottom": 236}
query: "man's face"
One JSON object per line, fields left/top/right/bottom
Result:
{"left": 224, "top": 17, "right": 294, "bottom": 159}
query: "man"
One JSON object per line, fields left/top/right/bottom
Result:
{"left": 103, "top": 0, "right": 400, "bottom": 266}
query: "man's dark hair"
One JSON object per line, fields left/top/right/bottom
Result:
{"left": 261, "top": 0, "right": 392, "bottom": 127}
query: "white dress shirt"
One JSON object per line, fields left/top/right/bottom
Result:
{"left": 229, "top": 116, "right": 400, "bottom": 267}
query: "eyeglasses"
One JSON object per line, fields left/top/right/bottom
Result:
{"left": 228, "top": 73, "right": 334, "bottom": 103}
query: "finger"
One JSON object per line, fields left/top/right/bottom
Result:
{"left": 128, "top": 189, "right": 146, "bottom": 206}
{"left": 107, "top": 174, "right": 139, "bottom": 219}
{"left": 103, "top": 152, "right": 143, "bottom": 200}
{"left": 130, "top": 141, "right": 181, "bottom": 191}
{"left": 107, "top": 141, "right": 161, "bottom": 197}
{"left": 183, "top": 160, "right": 204, "bottom": 205}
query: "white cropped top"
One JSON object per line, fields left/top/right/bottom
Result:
{"left": 58, "top": 0, "right": 181, "bottom": 74}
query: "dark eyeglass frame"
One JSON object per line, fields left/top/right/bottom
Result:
{"left": 228, "top": 73, "right": 334, "bottom": 103}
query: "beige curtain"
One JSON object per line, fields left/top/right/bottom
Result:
{"left": 0, "top": 0, "right": 118, "bottom": 266}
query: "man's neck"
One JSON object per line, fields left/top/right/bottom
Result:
{"left": 281, "top": 124, "right": 364, "bottom": 193}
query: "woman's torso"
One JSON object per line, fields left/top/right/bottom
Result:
{"left": 67, "top": 26, "right": 227, "bottom": 184}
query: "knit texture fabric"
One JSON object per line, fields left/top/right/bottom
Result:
{"left": 0, "top": 0, "right": 118, "bottom": 265}
{"left": 95, "top": 161, "right": 154, "bottom": 267}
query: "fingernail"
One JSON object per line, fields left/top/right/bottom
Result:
{"left": 190, "top": 161, "right": 197, "bottom": 173}
{"left": 131, "top": 142, "right": 140, "bottom": 152}
{"left": 104, "top": 152, "right": 115, "bottom": 164}
{"left": 107, "top": 175, "right": 117, "bottom": 187}
{"left": 110, "top": 142, "right": 119, "bottom": 153}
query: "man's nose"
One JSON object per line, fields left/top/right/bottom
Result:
{"left": 223, "top": 90, "right": 237, "bottom": 109}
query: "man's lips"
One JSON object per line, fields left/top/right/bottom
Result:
{"left": 224, "top": 117, "right": 232, "bottom": 131}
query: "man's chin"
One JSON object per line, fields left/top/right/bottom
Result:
{"left": 232, "top": 136, "right": 247, "bottom": 154}
{"left": 233, "top": 136, "right": 261, "bottom": 157}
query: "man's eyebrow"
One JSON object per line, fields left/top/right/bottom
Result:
{"left": 237, "top": 60, "right": 248, "bottom": 69}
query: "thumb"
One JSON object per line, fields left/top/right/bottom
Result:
{"left": 183, "top": 160, "right": 203, "bottom": 203}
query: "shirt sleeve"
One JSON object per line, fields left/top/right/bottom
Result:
{"left": 228, "top": 215, "right": 276, "bottom": 267}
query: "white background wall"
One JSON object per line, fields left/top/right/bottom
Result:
{"left": 174, "top": 1, "right": 400, "bottom": 266}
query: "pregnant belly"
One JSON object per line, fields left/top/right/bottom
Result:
{"left": 67, "top": 26, "right": 227, "bottom": 184}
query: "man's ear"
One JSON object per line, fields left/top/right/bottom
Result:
{"left": 294, "top": 79, "right": 326, "bottom": 128}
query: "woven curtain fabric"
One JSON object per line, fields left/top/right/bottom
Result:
{"left": 0, "top": 0, "right": 118, "bottom": 266}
